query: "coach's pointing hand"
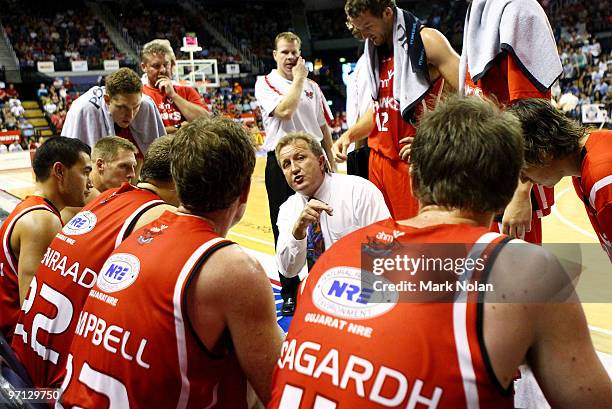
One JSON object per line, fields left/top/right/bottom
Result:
{"left": 292, "top": 199, "right": 333, "bottom": 240}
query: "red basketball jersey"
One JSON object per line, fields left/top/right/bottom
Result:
{"left": 268, "top": 219, "right": 514, "bottom": 409}
{"left": 12, "top": 183, "right": 164, "bottom": 387}
{"left": 464, "top": 53, "right": 554, "bottom": 217}
{"left": 369, "top": 55, "right": 444, "bottom": 161}
{"left": 0, "top": 196, "right": 62, "bottom": 342}
{"left": 572, "top": 130, "right": 612, "bottom": 260}
{"left": 142, "top": 84, "right": 207, "bottom": 127}
{"left": 58, "top": 211, "right": 249, "bottom": 409}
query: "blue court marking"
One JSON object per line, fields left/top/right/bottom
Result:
{"left": 270, "top": 282, "right": 292, "bottom": 333}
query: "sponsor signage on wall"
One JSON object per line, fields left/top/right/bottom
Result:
{"left": 71, "top": 60, "right": 89, "bottom": 72}
{"left": 103, "top": 60, "right": 120, "bottom": 71}
{"left": 226, "top": 63, "right": 240, "bottom": 74}
{"left": 37, "top": 61, "right": 55, "bottom": 73}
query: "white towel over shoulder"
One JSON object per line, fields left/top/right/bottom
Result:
{"left": 364, "top": 7, "right": 431, "bottom": 120}
{"left": 459, "top": 0, "right": 562, "bottom": 95}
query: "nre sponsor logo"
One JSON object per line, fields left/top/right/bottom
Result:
{"left": 327, "top": 280, "right": 374, "bottom": 305}
{"left": 62, "top": 211, "right": 97, "bottom": 236}
{"left": 105, "top": 263, "right": 129, "bottom": 281}
{"left": 312, "top": 267, "right": 397, "bottom": 320}
{"left": 97, "top": 253, "right": 140, "bottom": 293}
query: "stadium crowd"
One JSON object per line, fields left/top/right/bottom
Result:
{"left": 0, "top": 82, "right": 31, "bottom": 152}
{"left": 550, "top": 0, "right": 612, "bottom": 121}
{"left": 0, "top": 0, "right": 125, "bottom": 70}
{"left": 106, "top": 1, "right": 233, "bottom": 64}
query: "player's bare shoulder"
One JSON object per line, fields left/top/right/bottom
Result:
{"left": 196, "top": 243, "right": 268, "bottom": 296}
{"left": 13, "top": 208, "right": 62, "bottom": 242}
{"left": 130, "top": 204, "right": 176, "bottom": 233}
{"left": 487, "top": 239, "right": 578, "bottom": 304}
{"left": 420, "top": 27, "right": 454, "bottom": 63}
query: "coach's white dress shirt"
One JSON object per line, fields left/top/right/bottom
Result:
{"left": 276, "top": 173, "right": 391, "bottom": 278}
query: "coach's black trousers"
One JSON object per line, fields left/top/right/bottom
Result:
{"left": 265, "top": 152, "right": 301, "bottom": 301}
{"left": 347, "top": 146, "right": 370, "bottom": 180}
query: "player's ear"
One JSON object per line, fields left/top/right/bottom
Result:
{"left": 51, "top": 162, "right": 65, "bottom": 182}
{"left": 96, "top": 158, "right": 105, "bottom": 173}
{"left": 319, "top": 155, "right": 328, "bottom": 173}
{"left": 103, "top": 94, "right": 111, "bottom": 105}
{"left": 383, "top": 6, "right": 394, "bottom": 20}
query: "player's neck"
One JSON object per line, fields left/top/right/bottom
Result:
{"left": 401, "top": 205, "right": 494, "bottom": 228}
{"left": 383, "top": 21, "right": 394, "bottom": 51}
{"left": 136, "top": 181, "right": 175, "bottom": 204}
{"left": 568, "top": 134, "right": 590, "bottom": 177}
{"left": 176, "top": 207, "right": 231, "bottom": 237}
{"left": 38, "top": 182, "right": 66, "bottom": 212}
{"left": 136, "top": 182, "right": 160, "bottom": 196}
{"left": 91, "top": 172, "right": 106, "bottom": 193}
{"left": 378, "top": 43, "right": 393, "bottom": 58}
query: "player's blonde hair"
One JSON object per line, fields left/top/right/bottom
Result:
{"left": 92, "top": 136, "right": 138, "bottom": 162}
{"left": 141, "top": 39, "right": 176, "bottom": 63}
{"left": 275, "top": 132, "right": 329, "bottom": 173}
{"left": 411, "top": 96, "right": 523, "bottom": 213}
{"left": 274, "top": 32, "right": 301, "bottom": 49}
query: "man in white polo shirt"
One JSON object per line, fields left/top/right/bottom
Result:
{"left": 255, "top": 31, "right": 336, "bottom": 315}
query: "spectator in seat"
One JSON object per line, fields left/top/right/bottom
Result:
{"left": 37, "top": 83, "right": 49, "bottom": 99}
{"left": 140, "top": 39, "right": 209, "bottom": 134}
{"left": 6, "top": 84, "right": 18, "bottom": 99}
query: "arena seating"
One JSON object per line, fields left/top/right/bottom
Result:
{"left": 0, "top": 0, "right": 125, "bottom": 71}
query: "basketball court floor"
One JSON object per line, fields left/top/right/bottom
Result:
{"left": 1, "top": 152, "right": 611, "bottom": 375}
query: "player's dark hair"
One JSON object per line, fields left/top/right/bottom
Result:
{"left": 140, "top": 136, "right": 173, "bottom": 183}
{"left": 105, "top": 68, "right": 142, "bottom": 99}
{"left": 507, "top": 98, "right": 586, "bottom": 166}
{"left": 32, "top": 137, "right": 91, "bottom": 182}
{"left": 345, "top": 0, "right": 396, "bottom": 18}
{"left": 170, "top": 116, "right": 255, "bottom": 213}
{"left": 411, "top": 96, "right": 523, "bottom": 213}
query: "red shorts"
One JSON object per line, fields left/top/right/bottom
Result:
{"left": 368, "top": 149, "right": 419, "bottom": 219}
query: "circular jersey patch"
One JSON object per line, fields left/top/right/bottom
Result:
{"left": 312, "top": 266, "right": 398, "bottom": 320}
{"left": 62, "top": 211, "right": 97, "bottom": 236}
{"left": 97, "top": 253, "right": 141, "bottom": 293}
